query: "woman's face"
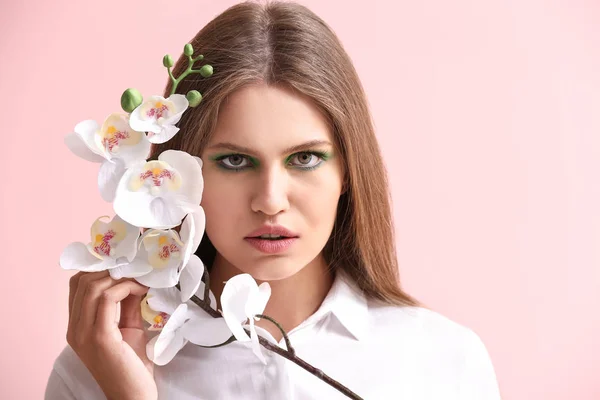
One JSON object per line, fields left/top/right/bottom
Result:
{"left": 200, "top": 83, "right": 344, "bottom": 281}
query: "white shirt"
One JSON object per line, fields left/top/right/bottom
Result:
{"left": 45, "top": 272, "right": 502, "bottom": 399}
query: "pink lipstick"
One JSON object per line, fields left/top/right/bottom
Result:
{"left": 244, "top": 237, "right": 298, "bottom": 254}
{"left": 244, "top": 225, "right": 299, "bottom": 254}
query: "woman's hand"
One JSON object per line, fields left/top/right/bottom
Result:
{"left": 67, "top": 271, "right": 158, "bottom": 400}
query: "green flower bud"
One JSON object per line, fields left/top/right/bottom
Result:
{"left": 121, "top": 88, "right": 143, "bottom": 113}
{"left": 163, "top": 54, "right": 174, "bottom": 68}
{"left": 199, "top": 64, "right": 213, "bottom": 78}
{"left": 184, "top": 44, "right": 194, "bottom": 57}
{"left": 186, "top": 90, "right": 202, "bottom": 107}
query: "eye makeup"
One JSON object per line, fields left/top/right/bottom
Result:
{"left": 209, "top": 150, "right": 331, "bottom": 172}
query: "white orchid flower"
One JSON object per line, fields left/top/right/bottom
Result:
{"left": 65, "top": 113, "right": 151, "bottom": 202}
{"left": 59, "top": 215, "right": 152, "bottom": 279}
{"left": 129, "top": 94, "right": 189, "bottom": 144}
{"left": 220, "top": 274, "right": 272, "bottom": 364}
{"left": 113, "top": 150, "right": 204, "bottom": 229}
{"left": 133, "top": 210, "right": 206, "bottom": 301}
{"left": 180, "top": 283, "right": 233, "bottom": 348}
{"left": 143, "top": 285, "right": 231, "bottom": 366}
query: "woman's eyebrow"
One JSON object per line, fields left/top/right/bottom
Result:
{"left": 207, "top": 139, "right": 332, "bottom": 155}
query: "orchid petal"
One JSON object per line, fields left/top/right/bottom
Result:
{"left": 147, "top": 304, "right": 188, "bottom": 366}
{"left": 73, "top": 120, "right": 107, "bottom": 158}
{"left": 134, "top": 265, "right": 180, "bottom": 288}
{"left": 178, "top": 213, "right": 196, "bottom": 268}
{"left": 166, "top": 94, "right": 189, "bottom": 120}
{"left": 64, "top": 132, "right": 105, "bottom": 163}
{"left": 129, "top": 111, "right": 162, "bottom": 134}
{"left": 111, "top": 215, "right": 140, "bottom": 262}
{"left": 98, "top": 159, "right": 127, "bottom": 202}
{"left": 146, "top": 287, "right": 182, "bottom": 315}
{"left": 192, "top": 156, "right": 203, "bottom": 169}
{"left": 221, "top": 274, "right": 256, "bottom": 342}
{"left": 247, "top": 282, "right": 271, "bottom": 320}
{"left": 249, "top": 319, "right": 267, "bottom": 364}
{"left": 115, "top": 132, "right": 151, "bottom": 166}
{"left": 147, "top": 124, "right": 179, "bottom": 144}
{"left": 59, "top": 242, "right": 106, "bottom": 271}
{"left": 159, "top": 150, "right": 204, "bottom": 204}
{"left": 110, "top": 260, "right": 153, "bottom": 279}
{"left": 188, "top": 208, "right": 206, "bottom": 257}
{"left": 181, "top": 316, "right": 233, "bottom": 347}
{"left": 178, "top": 255, "right": 204, "bottom": 302}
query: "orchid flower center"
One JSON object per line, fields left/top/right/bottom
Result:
{"left": 129, "top": 160, "right": 182, "bottom": 195}
{"left": 96, "top": 113, "right": 143, "bottom": 156}
{"left": 92, "top": 230, "right": 116, "bottom": 257}
{"left": 147, "top": 102, "right": 169, "bottom": 119}
{"left": 100, "top": 125, "right": 131, "bottom": 153}
{"left": 141, "top": 99, "right": 176, "bottom": 126}
{"left": 88, "top": 216, "right": 127, "bottom": 259}
{"left": 143, "top": 230, "right": 184, "bottom": 269}
{"left": 141, "top": 295, "right": 171, "bottom": 331}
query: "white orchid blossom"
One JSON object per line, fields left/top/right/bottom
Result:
{"left": 129, "top": 94, "right": 189, "bottom": 144}
{"left": 59, "top": 215, "right": 151, "bottom": 279}
{"left": 143, "top": 285, "right": 231, "bottom": 366}
{"left": 113, "top": 150, "right": 204, "bottom": 229}
{"left": 65, "top": 113, "right": 151, "bottom": 202}
{"left": 220, "top": 274, "right": 272, "bottom": 364}
{"left": 133, "top": 210, "right": 206, "bottom": 301}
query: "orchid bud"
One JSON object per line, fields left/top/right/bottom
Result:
{"left": 184, "top": 44, "right": 194, "bottom": 56}
{"left": 163, "top": 54, "right": 174, "bottom": 68}
{"left": 186, "top": 90, "right": 202, "bottom": 107}
{"left": 199, "top": 65, "right": 213, "bottom": 78}
{"left": 120, "top": 88, "right": 143, "bottom": 113}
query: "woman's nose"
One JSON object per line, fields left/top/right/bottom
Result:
{"left": 250, "top": 165, "right": 290, "bottom": 216}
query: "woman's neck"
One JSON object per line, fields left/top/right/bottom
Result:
{"left": 209, "top": 254, "right": 334, "bottom": 342}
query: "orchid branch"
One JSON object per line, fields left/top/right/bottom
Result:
{"left": 179, "top": 284, "right": 363, "bottom": 400}
{"left": 202, "top": 268, "right": 211, "bottom": 306}
{"left": 165, "top": 44, "right": 212, "bottom": 96}
{"left": 254, "top": 314, "right": 295, "bottom": 356}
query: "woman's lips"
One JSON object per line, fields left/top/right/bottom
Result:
{"left": 244, "top": 237, "right": 298, "bottom": 254}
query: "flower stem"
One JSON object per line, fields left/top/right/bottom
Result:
{"left": 177, "top": 284, "right": 363, "bottom": 399}
{"left": 202, "top": 268, "right": 211, "bottom": 305}
{"left": 254, "top": 314, "right": 295, "bottom": 356}
{"left": 255, "top": 335, "right": 363, "bottom": 400}
{"left": 169, "top": 55, "right": 208, "bottom": 95}
{"left": 175, "top": 283, "right": 220, "bottom": 318}
{"left": 196, "top": 335, "right": 237, "bottom": 348}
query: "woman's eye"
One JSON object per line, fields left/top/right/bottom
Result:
{"left": 289, "top": 152, "right": 322, "bottom": 168}
{"left": 220, "top": 155, "right": 249, "bottom": 168}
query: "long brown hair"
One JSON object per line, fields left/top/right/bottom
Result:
{"left": 150, "top": 0, "right": 419, "bottom": 307}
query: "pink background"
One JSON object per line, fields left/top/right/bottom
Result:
{"left": 1, "top": 0, "right": 598, "bottom": 398}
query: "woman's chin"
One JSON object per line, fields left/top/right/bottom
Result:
{"left": 240, "top": 262, "right": 304, "bottom": 282}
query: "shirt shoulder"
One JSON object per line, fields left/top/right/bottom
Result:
{"left": 44, "top": 345, "right": 106, "bottom": 400}
{"left": 366, "top": 304, "right": 501, "bottom": 399}
{"left": 368, "top": 304, "right": 481, "bottom": 347}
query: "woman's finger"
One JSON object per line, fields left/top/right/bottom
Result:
{"left": 119, "top": 288, "right": 146, "bottom": 330}
{"left": 68, "top": 271, "right": 84, "bottom": 319}
{"left": 78, "top": 275, "right": 118, "bottom": 334}
{"left": 95, "top": 281, "right": 149, "bottom": 333}
{"left": 68, "top": 271, "right": 110, "bottom": 335}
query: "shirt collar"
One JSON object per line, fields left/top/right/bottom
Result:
{"left": 312, "top": 269, "right": 369, "bottom": 341}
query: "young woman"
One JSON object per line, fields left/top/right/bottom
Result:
{"left": 46, "top": 1, "right": 501, "bottom": 399}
